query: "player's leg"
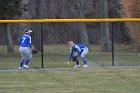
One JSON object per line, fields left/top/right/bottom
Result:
{"left": 82, "top": 57, "right": 87, "bottom": 65}
{"left": 24, "top": 48, "right": 32, "bottom": 68}
{"left": 81, "top": 47, "right": 89, "bottom": 67}
{"left": 73, "top": 57, "right": 80, "bottom": 68}
{"left": 76, "top": 60, "right": 80, "bottom": 65}
{"left": 73, "top": 60, "right": 80, "bottom": 68}
{"left": 73, "top": 53, "right": 80, "bottom": 68}
{"left": 19, "top": 48, "right": 26, "bottom": 69}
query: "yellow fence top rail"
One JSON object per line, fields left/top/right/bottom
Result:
{"left": 0, "top": 18, "right": 140, "bottom": 23}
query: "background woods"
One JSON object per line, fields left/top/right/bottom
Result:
{"left": 0, "top": 0, "right": 139, "bottom": 52}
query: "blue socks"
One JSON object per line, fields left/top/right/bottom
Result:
{"left": 20, "top": 59, "right": 25, "bottom": 67}
{"left": 76, "top": 57, "right": 87, "bottom": 65}
{"left": 82, "top": 57, "right": 87, "bottom": 65}
{"left": 19, "top": 58, "right": 31, "bottom": 67}
{"left": 25, "top": 59, "right": 31, "bottom": 65}
{"left": 76, "top": 60, "right": 80, "bottom": 65}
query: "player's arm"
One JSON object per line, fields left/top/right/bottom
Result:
{"left": 28, "top": 36, "right": 32, "bottom": 48}
{"left": 68, "top": 48, "right": 73, "bottom": 62}
{"left": 18, "top": 36, "right": 22, "bottom": 45}
{"left": 75, "top": 45, "right": 82, "bottom": 58}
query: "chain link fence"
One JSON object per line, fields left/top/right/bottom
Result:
{"left": 0, "top": 22, "right": 140, "bottom": 70}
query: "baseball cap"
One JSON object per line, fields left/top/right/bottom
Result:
{"left": 68, "top": 41, "right": 74, "bottom": 44}
{"left": 26, "top": 30, "right": 33, "bottom": 33}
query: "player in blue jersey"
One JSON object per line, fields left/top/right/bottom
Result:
{"left": 18, "top": 29, "right": 33, "bottom": 70}
{"left": 67, "top": 41, "right": 89, "bottom": 68}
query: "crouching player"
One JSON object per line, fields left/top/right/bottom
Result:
{"left": 67, "top": 41, "right": 89, "bottom": 68}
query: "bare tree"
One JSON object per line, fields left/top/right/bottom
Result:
{"left": 0, "top": 0, "right": 27, "bottom": 52}
{"left": 4, "top": 24, "right": 14, "bottom": 52}
{"left": 75, "top": 0, "right": 90, "bottom": 47}
{"left": 31, "top": 0, "right": 43, "bottom": 51}
{"left": 100, "top": 0, "right": 111, "bottom": 52}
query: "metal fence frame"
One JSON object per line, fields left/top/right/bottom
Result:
{"left": 0, "top": 18, "right": 140, "bottom": 68}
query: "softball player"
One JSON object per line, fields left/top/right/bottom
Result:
{"left": 18, "top": 29, "right": 33, "bottom": 69}
{"left": 68, "top": 41, "right": 89, "bottom": 68}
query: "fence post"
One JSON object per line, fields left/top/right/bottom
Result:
{"left": 111, "top": 23, "right": 115, "bottom": 66}
{"left": 41, "top": 23, "right": 44, "bottom": 68}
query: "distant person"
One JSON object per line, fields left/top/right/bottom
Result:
{"left": 67, "top": 41, "right": 89, "bottom": 68}
{"left": 18, "top": 29, "right": 33, "bottom": 70}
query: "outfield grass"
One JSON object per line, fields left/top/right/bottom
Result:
{"left": 0, "top": 68, "right": 140, "bottom": 93}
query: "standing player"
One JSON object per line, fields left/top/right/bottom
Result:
{"left": 18, "top": 29, "right": 33, "bottom": 70}
{"left": 67, "top": 41, "right": 89, "bottom": 68}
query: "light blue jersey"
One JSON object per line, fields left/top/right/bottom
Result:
{"left": 19, "top": 34, "right": 32, "bottom": 48}
{"left": 68, "top": 44, "right": 88, "bottom": 61}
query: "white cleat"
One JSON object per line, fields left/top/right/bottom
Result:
{"left": 24, "top": 65, "right": 29, "bottom": 69}
{"left": 73, "top": 65, "right": 80, "bottom": 68}
{"left": 18, "top": 67, "right": 23, "bottom": 70}
{"left": 83, "top": 65, "right": 88, "bottom": 68}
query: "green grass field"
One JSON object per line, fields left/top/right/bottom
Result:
{"left": 0, "top": 45, "right": 140, "bottom": 69}
{"left": 0, "top": 68, "right": 140, "bottom": 93}
{"left": 0, "top": 45, "right": 140, "bottom": 93}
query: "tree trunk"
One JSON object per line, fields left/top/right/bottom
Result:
{"left": 76, "top": 0, "right": 90, "bottom": 48}
{"left": 100, "top": 0, "right": 111, "bottom": 52}
{"left": 32, "top": 0, "right": 43, "bottom": 51}
{"left": 33, "top": 24, "right": 41, "bottom": 51}
{"left": 4, "top": 24, "right": 14, "bottom": 52}
{"left": 79, "top": 23, "right": 89, "bottom": 47}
